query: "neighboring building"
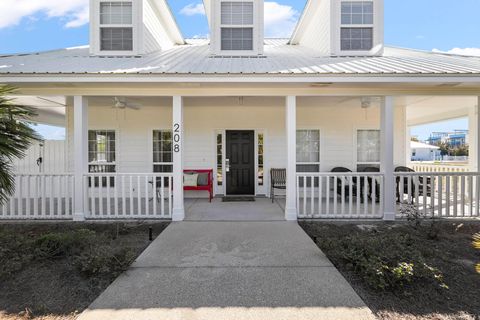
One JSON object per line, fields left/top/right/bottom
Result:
{"left": 427, "top": 130, "right": 469, "bottom": 147}
{"left": 1, "top": 0, "right": 480, "bottom": 222}
{"left": 411, "top": 141, "right": 440, "bottom": 162}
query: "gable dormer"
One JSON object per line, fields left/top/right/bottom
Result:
{"left": 89, "top": 0, "right": 184, "bottom": 56}
{"left": 205, "top": 0, "right": 264, "bottom": 56}
{"left": 291, "top": 0, "right": 384, "bottom": 56}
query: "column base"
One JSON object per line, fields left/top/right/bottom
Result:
{"left": 73, "top": 212, "right": 86, "bottom": 222}
{"left": 172, "top": 208, "right": 185, "bottom": 221}
{"left": 383, "top": 211, "right": 396, "bottom": 221}
{"left": 285, "top": 207, "right": 298, "bottom": 221}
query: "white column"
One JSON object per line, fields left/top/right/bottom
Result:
{"left": 172, "top": 96, "right": 185, "bottom": 221}
{"left": 73, "top": 96, "right": 88, "bottom": 221}
{"left": 469, "top": 99, "right": 480, "bottom": 171}
{"left": 381, "top": 96, "right": 395, "bottom": 221}
{"left": 477, "top": 97, "right": 480, "bottom": 172}
{"left": 285, "top": 96, "right": 297, "bottom": 221}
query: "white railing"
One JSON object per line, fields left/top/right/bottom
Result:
{"left": 84, "top": 173, "right": 173, "bottom": 219}
{"left": 0, "top": 174, "right": 74, "bottom": 219}
{"left": 411, "top": 163, "right": 468, "bottom": 173}
{"left": 395, "top": 172, "right": 480, "bottom": 218}
{"left": 296, "top": 173, "right": 384, "bottom": 219}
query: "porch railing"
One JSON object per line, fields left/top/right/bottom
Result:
{"left": 395, "top": 172, "right": 480, "bottom": 218}
{"left": 84, "top": 173, "right": 173, "bottom": 219}
{"left": 0, "top": 174, "right": 74, "bottom": 219}
{"left": 411, "top": 163, "right": 468, "bottom": 173}
{"left": 296, "top": 173, "right": 384, "bottom": 219}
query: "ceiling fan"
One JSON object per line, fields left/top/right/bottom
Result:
{"left": 112, "top": 97, "right": 142, "bottom": 110}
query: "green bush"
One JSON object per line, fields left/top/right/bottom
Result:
{"left": 321, "top": 229, "right": 447, "bottom": 291}
{"left": 35, "top": 229, "right": 97, "bottom": 258}
{"left": 0, "top": 230, "right": 35, "bottom": 278}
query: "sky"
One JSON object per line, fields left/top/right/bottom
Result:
{"left": 0, "top": 0, "right": 478, "bottom": 139}
{"left": 410, "top": 118, "right": 469, "bottom": 141}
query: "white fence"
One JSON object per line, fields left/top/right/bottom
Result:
{"left": 0, "top": 174, "right": 74, "bottom": 219}
{"left": 13, "top": 141, "right": 66, "bottom": 174}
{"left": 84, "top": 173, "right": 173, "bottom": 219}
{"left": 296, "top": 173, "right": 384, "bottom": 219}
{"left": 411, "top": 163, "right": 468, "bottom": 173}
{"left": 395, "top": 172, "right": 480, "bottom": 218}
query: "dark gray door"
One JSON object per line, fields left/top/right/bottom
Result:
{"left": 226, "top": 130, "right": 255, "bottom": 195}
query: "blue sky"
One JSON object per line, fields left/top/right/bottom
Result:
{"left": 0, "top": 0, "right": 478, "bottom": 139}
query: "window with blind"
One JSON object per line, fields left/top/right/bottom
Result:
{"left": 153, "top": 130, "right": 173, "bottom": 187}
{"left": 357, "top": 129, "right": 380, "bottom": 171}
{"left": 99, "top": 1, "right": 133, "bottom": 51}
{"left": 340, "top": 1, "right": 374, "bottom": 51}
{"left": 220, "top": 1, "right": 254, "bottom": 51}
{"left": 296, "top": 130, "right": 320, "bottom": 173}
{"left": 88, "top": 130, "right": 116, "bottom": 187}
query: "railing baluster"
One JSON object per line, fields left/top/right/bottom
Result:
{"left": 356, "top": 175, "right": 360, "bottom": 216}
{"left": 438, "top": 175, "right": 443, "bottom": 217}
{"left": 460, "top": 175, "right": 466, "bottom": 217}
{"left": 145, "top": 176, "right": 149, "bottom": 216}
{"left": 114, "top": 176, "right": 119, "bottom": 217}
{"left": 453, "top": 176, "right": 458, "bottom": 217}
{"left": 310, "top": 176, "right": 315, "bottom": 217}
{"left": 333, "top": 177, "right": 338, "bottom": 216}
{"left": 168, "top": 176, "right": 172, "bottom": 217}
{"left": 468, "top": 175, "right": 473, "bottom": 217}
{"left": 49, "top": 175, "right": 54, "bottom": 216}
{"left": 106, "top": 175, "right": 111, "bottom": 217}
{"left": 129, "top": 176, "right": 134, "bottom": 216}
{"left": 363, "top": 175, "right": 368, "bottom": 217}
{"left": 348, "top": 176, "right": 353, "bottom": 217}
{"left": 153, "top": 175, "right": 157, "bottom": 216}
{"left": 122, "top": 175, "right": 126, "bottom": 216}
{"left": 41, "top": 175, "right": 46, "bottom": 217}
{"left": 372, "top": 175, "right": 376, "bottom": 217}
{"left": 446, "top": 176, "right": 451, "bottom": 216}
{"left": 326, "top": 176, "right": 330, "bottom": 216}
{"left": 303, "top": 176, "right": 307, "bottom": 217}
{"left": 340, "top": 176, "right": 345, "bottom": 216}
{"left": 137, "top": 176, "right": 141, "bottom": 215}
{"left": 318, "top": 176, "right": 322, "bottom": 217}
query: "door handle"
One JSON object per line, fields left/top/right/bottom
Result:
{"left": 226, "top": 159, "right": 230, "bottom": 172}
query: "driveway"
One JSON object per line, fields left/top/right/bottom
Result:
{"left": 78, "top": 221, "right": 375, "bottom": 320}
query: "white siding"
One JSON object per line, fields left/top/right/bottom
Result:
{"left": 142, "top": 0, "right": 175, "bottom": 53}
{"left": 294, "top": 0, "right": 331, "bottom": 55}
{"left": 66, "top": 96, "right": 407, "bottom": 198}
{"left": 13, "top": 140, "right": 66, "bottom": 174}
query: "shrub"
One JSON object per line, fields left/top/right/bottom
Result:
{"left": 35, "top": 229, "right": 98, "bottom": 258}
{"left": 74, "top": 246, "right": 135, "bottom": 278}
{"left": 322, "top": 228, "right": 447, "bottom": 291}
{"left": 0, "top": 230, "right": 35, "bottom": 278}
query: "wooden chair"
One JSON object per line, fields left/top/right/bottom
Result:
{"left": 270, "top": 168, "right": 286, "bottom": 203}
{"left": 395, "top": 166, "right": 431, "bottom": 202}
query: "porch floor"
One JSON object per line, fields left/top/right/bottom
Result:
{"left": 185, "top": 197, "right": 285, "bottom": 221}
{"left": 77, "top": 221, "right": 374, "bottom": 320}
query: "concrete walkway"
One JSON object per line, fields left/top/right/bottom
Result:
{"left": 78, "top": 221, "right": 375, "bottom": 320}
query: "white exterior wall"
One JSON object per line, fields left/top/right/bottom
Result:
{"left": 293, "top": 0, "right": 331, "bottom": 55}
{"left": 142, "top": 0, "right": 175, "bottom": 52}
{"left": 13, "top": 140, "right": 66, "bottom": 174}
{"left": 66, "top": 96, "right": 407, "bottom": 198}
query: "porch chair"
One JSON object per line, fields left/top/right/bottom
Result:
{"left": 362, "top": 166, "right": 381, "bottom": 202}
{"left": 395, "top": 166, "right": 432, "bottom": 203}
{"left": 330, "top": 167, "right": 362, "bottom": 201}
{"left": 270, "top": 168, "right": 286, "bottom": 203}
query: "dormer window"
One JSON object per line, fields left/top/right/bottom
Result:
{"left": 220, "top": 1, "right": 254, "bottom": 51}
{"left": 99, "top": 1, "right": 133, "bottom": 51}
{"left": 340, "top": 1, "right": 374, "bottom": 51}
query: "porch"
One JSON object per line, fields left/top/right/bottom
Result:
{"left": 2, "top": 94, "right": 480, "bottom": 221}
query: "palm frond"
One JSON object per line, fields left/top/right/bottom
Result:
{"left": 0, "top": 85, "right": 42, "bottom": 204}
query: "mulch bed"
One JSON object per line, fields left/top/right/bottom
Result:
{"left": 299, "top": 220, "right": 480, "bottom": 320}
{"left": 0, "top": 221, "right": 169, "bottom": 320}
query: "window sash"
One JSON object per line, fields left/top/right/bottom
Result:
{"left": 341, "top": 1, "right": 374, "bottom": 25}
{"left": 100, "top": 27, "right": 133, "bottom": 51}
{"left": 357, "top": 129, "right": 380, "bottom": 164}
{"left": 88, "top": 130, "right": 116, "bottom": 164}
{"left": 221, "top": 1, "right": 254, "bottom": 25}
{"left": 100, "top": 2, "right": 133, "bottom": 25}
{"left": 296, "top": 130, "right": 320, "bottom": 173}
{"left": 340, "top": 27, "right": 373, "bottom": 51}
{"left": 153, "top": 130, "right": 173, "bottom": 169}
{"left": 221, "top": 27, "right": 253, "bottom": 51}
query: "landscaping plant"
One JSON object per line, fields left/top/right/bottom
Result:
{"left": 0, "top": 86, "right": 41, "bottom": 205}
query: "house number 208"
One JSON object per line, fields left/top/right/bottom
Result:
{"left": 173, "top": 123, "right": 181, "bottom": 153}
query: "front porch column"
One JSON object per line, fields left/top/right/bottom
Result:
{"left": 285, "top": 96, "right": 297, "bottom": 221}
{"left": 381, "top": 96, "right": 395, "bottom": 221}
{"left": 470, "top": 98, "right": 480, "bottom": 171}
{"left": 172, "top": 96, "right": 185, "bottom": 221}
{"left": 73, "top": 96, "right": 88, "bottom": 221}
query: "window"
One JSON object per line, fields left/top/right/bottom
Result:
{"left": 340, "top": 1, "right": 374, "bottom": 51}
{"left": 221, "top": 28, "right": 253, "bottom": 51}
{"left": 216, "top": 133, "right": 223, "bottom": 186}
{"left": 258, "top": 133, "right": 264, "bottom": 186}
{"left": 341, "top": 1, "right": 373, "bottom": 24}
{"left": 341, "top": 27, "right": 373, "bottom": 51}
{"left": 99, "top": 1, "right": 133, "bottom": 51}
{"left": 88, "top": 130, "right": 116, "bottom": 187}
{"left": 220, "top": 1, "right": 254, "bottom": 51}
{"left": 296, "top": 130, "right": 320, "bottom": 173}
{"left": 357, "top": 129, "right": 380, "bottom": 171}
{"left": 221, "top": 2, "right": 254, "bottom": 25}
{"left": 153, "top": 130, "right": 173, "bottom": 173}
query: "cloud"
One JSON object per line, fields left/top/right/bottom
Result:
{"left": 432, "top": 48, "right": 480, "bottom": 57}
{"left": 180, "top": 3, "right": 206, "bottom": 16}
{"left": 0, "top": 0, "right": 89, "bottom": 29}
{"left": 264, "top": 2, "right": 299, "bottom": 38}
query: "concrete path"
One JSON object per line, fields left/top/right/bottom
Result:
{"left": 78, "top": 222, "right": 375, "bottom": 320}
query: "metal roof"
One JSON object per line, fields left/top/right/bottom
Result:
{"left": 1, "top": 39, "right": 480, "bottom": 76}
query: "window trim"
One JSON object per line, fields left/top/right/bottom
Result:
{"left": 92, "top": 0, "right": 139, "bottom": 56}
{"left": 296, "top": 128, "right": 321, "bottom": 173}
{"left": 151, "top": 128, "right": 173, "bottom": 173}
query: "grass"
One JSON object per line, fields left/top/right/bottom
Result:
{"left": 0, "top": 222, "right": 169, "bottom": 320}
{"left": 299, "top": 220, "right": 480, "bottom": 320}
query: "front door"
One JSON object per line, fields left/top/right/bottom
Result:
{"left": 226, "top": 130, "right": 255, "bottom": 195}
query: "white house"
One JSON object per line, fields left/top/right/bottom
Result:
{"left": 410, "top": 141, "right": 440, "bottom": 162}
{"left": 1, "top": 0, "right": 480, "bottom": 221}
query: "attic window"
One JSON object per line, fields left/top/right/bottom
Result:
{"left": 99, "top": 1, "right": 133, "bottom": 52}
{"left": 221, "top": 2, "right": 254, "bottom": 25}
{"left": 341, "top": 1, "right": 373, "bottom": 24}
{"left": 221, "top": 28, "right": 253, "bottom": 51}
{"left": 340, "top": 1, "right": 374, "bottom": 51}
{"left": 220, "top": 1, "right": 254, "bottom": 51}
